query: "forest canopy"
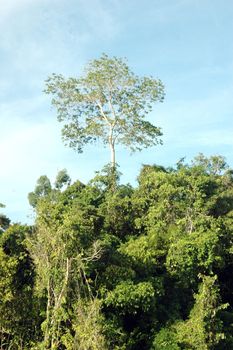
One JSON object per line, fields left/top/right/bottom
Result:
{"left": 1, "top": 155, "right": 233, "bottom": 349}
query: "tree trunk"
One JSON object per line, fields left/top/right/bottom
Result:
{"left": 110, "top": 142, "right": 115, "bottom": 168}
{"left": 108, "top": 126, "right": 116, "bottom": 168}
{"left": 108, "top": 126, "right": 117, "bottom": 191}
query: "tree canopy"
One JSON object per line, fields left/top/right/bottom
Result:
{"left": 2, "top": 155, "right": 233, "bottom": 349}
{"left": 45, "top": 54, "right": 165, "bottom": 167}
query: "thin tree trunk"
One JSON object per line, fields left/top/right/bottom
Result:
{"left": 110, "top": 142, "right": 115, "bottom": 168}
{"left": 108, "top": 124, "right": 118, "bottom": 191}
{"left": 108, "top": 124, "right": 116, "bottom": 169}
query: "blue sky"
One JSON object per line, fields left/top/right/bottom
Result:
{"left": 0, "top": 0, "right": 233, "bottom": 223}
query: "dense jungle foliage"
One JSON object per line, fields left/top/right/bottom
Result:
{"left": 1, "top": 154, "right": 233, "bottom": 349}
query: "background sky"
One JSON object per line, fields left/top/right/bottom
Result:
{"left": 0, "top": 0, "right": 233, "bottom": 223}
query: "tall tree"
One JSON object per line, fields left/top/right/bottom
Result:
{"left": 28, "top": 175, "right": 52, "bottom": 208}
{"left": 54, "top": 169, "right": 71, "bottom": 190}
{"left": 28, "top": 180, "right": 106, "bottom": 349}
{"left": 45, "top": 54, "right": 165, "bottom": 168}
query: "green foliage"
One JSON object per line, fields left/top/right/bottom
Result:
{"left": 105, "top": 281, "right": 155, "bottom": 314}
{"left": 0, "top": 214, "right": 10, "bottom": 232}
{"left": 54, "top": 169, "right": 71, "bottom": 190}
{"left": 174, "top": 275, "right": 228, "bottom": 349}
{"left": 0, "top": 225, "right": 37, "bottom": 349}
{"left": 45, "top": 54, "right": 164, "bottom": 166}
{"left": 152, "top": 276, "right": 228, "bottom": 350}
{"left": 62, "top": 299, "right": 107, "bottom": 350}
{"left": 166, "top": 224, "right": 225, "bottom": 284}
{"left": 3, "top": 154, "right": 233, "bottom": 349}
{"left": 90, "top": 163, "right": 122, "bottom": 193}
{"left": 0, "top": 203, "right": 10, "bottom": 233}
{"left": 27, "top": 177, "right": 107, "bottom": 348}
{"left": 192, "top": 153, "right": 229, "bottom": 175}
{"left": 28, "top": 175, "right": 52, "bottom": 207}
{"left": 152, "top": 327, "right": 180, "bottom": 350}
